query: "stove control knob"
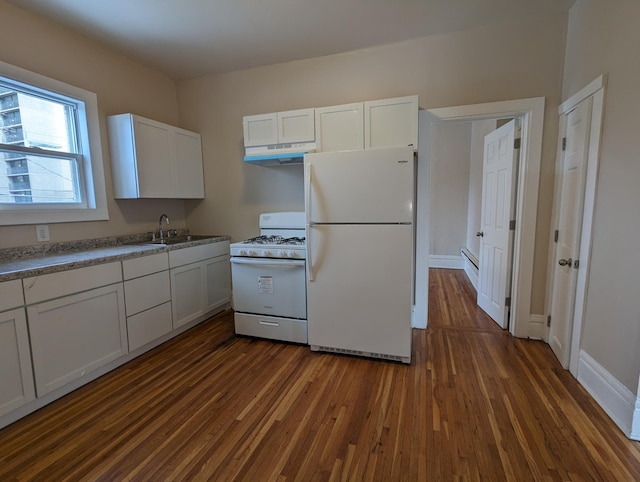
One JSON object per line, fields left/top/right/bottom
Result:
{"left": 248, "top": 249, "right": 257, "bottom": 256}
{"left": 279, "top": 250, "right": 288, "bottom": 258}
{"left": 263, "top": 250, "right": 272, "bottom": 257}
{"left": 289, "top": 251, "right": 299, "bottom": 259}
{"left": 239, "top": 249, "right": 248, "bottom": 256}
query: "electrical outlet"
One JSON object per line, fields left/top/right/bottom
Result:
{"left": 36, "top": 224, "right": 50, "bottom": 242}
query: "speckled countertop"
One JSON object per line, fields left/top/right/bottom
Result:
{"left": 0, "top": 233, "right": 230, "bottom": 282}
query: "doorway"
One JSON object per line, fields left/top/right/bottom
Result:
{"left": 413, "top": 97, "right": 545, "bottom": 339}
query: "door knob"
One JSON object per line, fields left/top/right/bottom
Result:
{"left": 558, "top": 258, "right": 573, "bottom": 267}
{"left": 476, "top": 231, "right": 484, "bottom": 237}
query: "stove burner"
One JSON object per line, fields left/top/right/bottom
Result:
{"left": 242, "top": 235, "right": 305, "bottom": 245}
{"left": 282, "top": 237, "right": 305, "bottom": 245}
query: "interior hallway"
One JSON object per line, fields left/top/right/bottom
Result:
{"left": 0, "top": 269, "right": 639, "bottom": 480}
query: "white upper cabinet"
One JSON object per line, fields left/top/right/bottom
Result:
{"left": 243, "top": 108, "right": 315, "bottom": 147}
{"left": 243, "top": 113, "right": 278, "bottom": 147}
{"left": 314, "top": 96, "right": 419, "bottom": 153}
{"left": 364, "top": 95, "right": 419, "bottom": 150}
{"left": 277, "top": 109, "right": 315, "bottom": 144}
{"left": 315, "top": 103, "right": 364, "bottom": 152}
{"left": 108, "top": 114, "right": 205, "bottom": 199}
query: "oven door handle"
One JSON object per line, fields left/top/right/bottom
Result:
{"left": 230, "top": 258, "right": 305, "bottom": 268}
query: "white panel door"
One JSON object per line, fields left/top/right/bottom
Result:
{"left": 305, "top": 147, "right": 414, "bottom": 224}
{"left": 477, "top": 120, "right": 518, "bottom": 328}
{"left": 549, "top": 98, "right": 592, "bottom": 368}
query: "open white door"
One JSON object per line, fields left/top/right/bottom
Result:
{"left": 548, "top": 97, "right": 592, "bottom": 368}
{"left": 477, "top": 120, "right": 519, "bottom": 329}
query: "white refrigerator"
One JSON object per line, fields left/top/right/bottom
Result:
{"left": 304, "top": 146, "right": 414, "bottom": 364}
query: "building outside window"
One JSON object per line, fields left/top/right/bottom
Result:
{"left": 0, "top": 61, "right": 108, "bottom": 225}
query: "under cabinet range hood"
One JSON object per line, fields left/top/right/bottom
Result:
{"left": 244, "top": 142, "right": 316, "bottom": 166}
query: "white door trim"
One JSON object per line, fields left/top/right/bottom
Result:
{"left": 546, "top": 74, "right": 607, "bottom": 375}
{"left": 415, "top": 97, "right": 544, "bottom": 338}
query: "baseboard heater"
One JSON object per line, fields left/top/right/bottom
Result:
{"left": 460, "top": 248, "right": 479, "bottom": 270}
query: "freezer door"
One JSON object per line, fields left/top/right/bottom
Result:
{"left": 305, "top": 147, "right": 414, "bottom": 224}
{"left": 306, "top": 224, "right": 412, "bottom": 361}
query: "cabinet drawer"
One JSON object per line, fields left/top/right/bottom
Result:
{"left": 124, "top": 271, "right": 171, "bottom": 316}
{"left": 22, "top": 262, "right": 122, "bottom": 305}
{"left": 122, "top": 252, "right": 169, "bottom": 280}
{"left": 127, "top": 301, "right": 172, "bottom": 351}
{"left": 234, "top": 313, "right": 307, "bottom": 344}
{"left": 0, "top": 279, "right": 23, "bottom": 312}
{"left": 169, "top": 241, "right": 229, "bottom": 268}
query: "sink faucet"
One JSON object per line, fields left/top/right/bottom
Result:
{"left": 158, "top": 214, "right": 170, "bottom": 240}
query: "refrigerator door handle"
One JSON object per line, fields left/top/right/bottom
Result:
{"left": 306, "top": 224, "right": 314, "bottom": 282}
{"left": 305, "top": 162, "right": 313, "bottom": 222}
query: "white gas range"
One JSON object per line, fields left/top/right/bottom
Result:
{"left": 230, "top": 212, "right": 307, "bottom": 344}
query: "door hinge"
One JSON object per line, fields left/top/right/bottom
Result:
{"left": 505, "top": 297, "right": 511, "bottom": 307}
{"left": 509, "top": 220, "right": 516, "bottom": 230}
{"left": 514, "top": 138, "right": 521, "bottom": 149}
{"left": 562, "top": 137, "right": 567, "bottom": 151}
{"left": 573, "top": 259, "right": 580, "bottom": 269}
{"left": 547, "top": 315, "right": 551, "bottom": 327}
{"left": 554, "top": 229, "right": 559, "bottom": 243}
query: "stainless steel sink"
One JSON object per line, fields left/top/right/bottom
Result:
{"left": 136, "top": 234, "right": 215, "bottom": 245}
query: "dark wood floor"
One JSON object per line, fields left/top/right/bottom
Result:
{"left": 2, "top": 268, "right": 640, "bottom": 481}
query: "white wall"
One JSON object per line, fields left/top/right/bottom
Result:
{"left": 178, "top": 12, "right": 568, "bottom": 316}
{"left": 563, "top": 0, "right": 640, "bottom": 394}
{"left": 0, "top": 1, "right": 189, "bottom": 249}
{"left": 429, "top": 122, "right": 471, "bottom": 257}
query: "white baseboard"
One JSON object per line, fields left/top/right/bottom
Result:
{"left": 528, "top": 314, "right": 547, "bottom": 340}
{"left": 428, "top": 255, "right": 463, "bottom": 269}
{"left": 577, "top": 350, "right": 635, "bottom": 437}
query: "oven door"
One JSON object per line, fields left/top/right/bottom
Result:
{"left": 230, "top": 257, "right": 306, "bottom": 319}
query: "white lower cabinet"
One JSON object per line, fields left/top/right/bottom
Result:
{"left": 170, "top": 241, "right": 231, "bottom": 328}
{"left": 123, "top": 253, "right": 172, "bottom": 351}
{"left": 23, "top": 262, "right": 126, "bottom": 397}
{"left": 27, "top": 283, "right": 127, "bottom": 397}
{"left": 0, "top": 303, "right": 35, "bottom": 417}
{"left": 0, "top": 241, "right": 231, "bottom": 428}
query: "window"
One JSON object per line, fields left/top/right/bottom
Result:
{"left": 0, "top": 61, "right": 108, "bottom": 225}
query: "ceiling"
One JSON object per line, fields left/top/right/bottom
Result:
{"left": 9, "top": 0, "right": 575, "bottom": 80}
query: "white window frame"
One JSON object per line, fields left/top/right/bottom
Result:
{"left": 0, "top": 61, "right": 108, "bottom": 225}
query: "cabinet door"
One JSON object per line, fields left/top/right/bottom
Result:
{"left": 364, "top": 95, "right": 419, "bottom": 150}
{"left": 0, "top": 308, "right": 35, "bottom": 417}
{"left": 277, "top": 108, "right": 315, "bottom": 144}
{"left": 133, "top": 116, "right": 173, "bottom": 197}
{"left": 204, "top": 255, "right": 231, "bottom": 312}
{"left": 173, "top": 129, "right": 205, "bottom": 198}
{"left": 243, "top": 113, "right": 278, "bottom": 147}
{"left": 315, "top": 103, "right": 364, "bottom": 152}
{"left": 170, "top": 262, "right": 206, "bottom": 328}
{"left": 27, "top": 284, "right": 127, "bottom": 396}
